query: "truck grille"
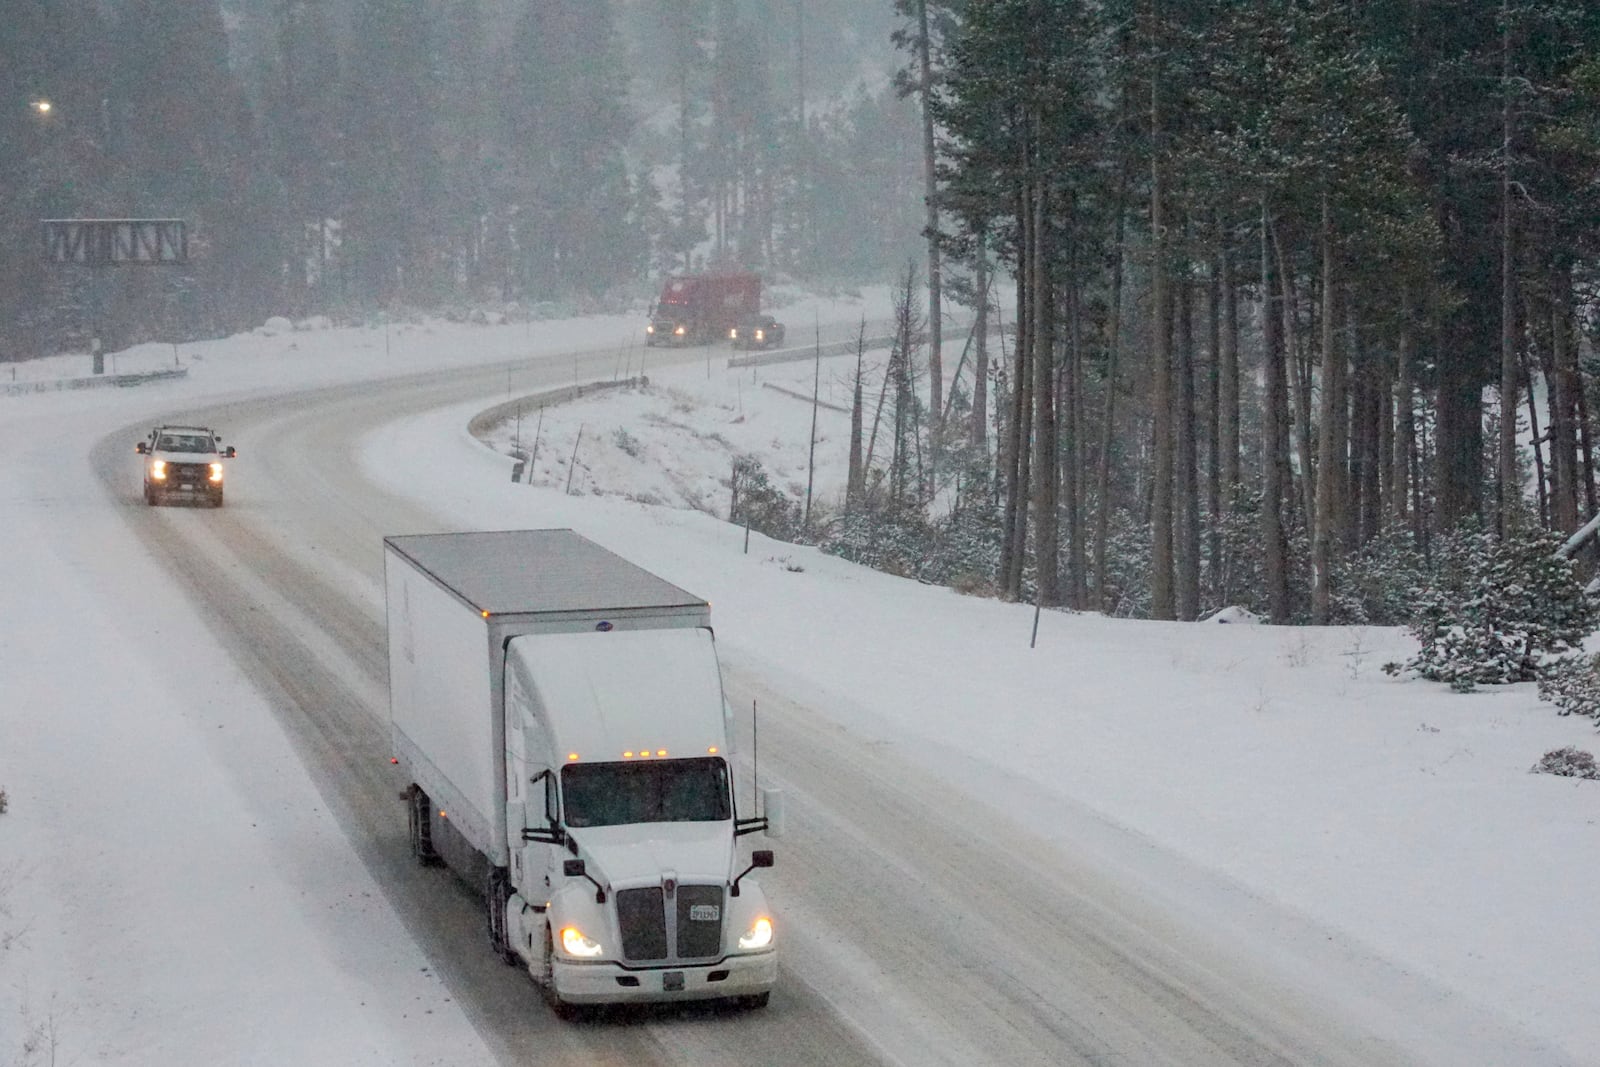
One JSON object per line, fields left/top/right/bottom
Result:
{"left": 167, "top": 462, "right": 211, "bottom": 483}
{"left": 616, "top": 884, "right": 726, "bottom": 963}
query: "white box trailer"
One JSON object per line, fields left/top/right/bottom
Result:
{"left": 384, "top": 529, "right": 780, "bottom": 1014}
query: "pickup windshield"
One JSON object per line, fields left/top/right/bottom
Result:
{"left": 157, "top": 434, "right": 214, "bottom": 453}
{"left": 562, "top": 757, "right": 731, "bottom": 828}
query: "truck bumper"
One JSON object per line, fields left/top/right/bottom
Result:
{"left": 553, "top": 950, "right": 775, "bottom": 1005}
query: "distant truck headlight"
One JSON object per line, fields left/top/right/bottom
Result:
{"left": 560, "top": 925, "right": 605, "bottom": 958}
{"left": 755, "top": 329, "right": 765, "bottom": 342}
{"left": 646, "top": 324, "right": 655, "bottom": 334}
{"left": 729, "top": 327, "right": 739, "bottom": 340}
{"left": 209, "top": 463, "right": 224, "bottom": 483}
{"left": 150, "top": 460, "right": 167, "bottom": 481}
{"left": 674, "top": 325, "right": 686, "bottom": 336}
{"left": 737, "top": 916, "right": 773, "bottom": 950}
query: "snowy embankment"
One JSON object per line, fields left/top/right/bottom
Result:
{"left": 424, "top": 347, "right": 1600, "bottom": 1062}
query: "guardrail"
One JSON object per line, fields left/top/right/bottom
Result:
{"left": 0, "top": 366, "right": 189, "bottom": 397}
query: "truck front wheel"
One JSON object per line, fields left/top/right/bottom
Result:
{"left": 542, "top": 926, "right": 579, "bottom": 1020}
{"left": 407, "top": 786, "right": 441, "bottom": 866}
{"left": 737, "top": 992, "right": 771, "bottom": 1010}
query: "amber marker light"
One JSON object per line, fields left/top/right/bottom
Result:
{"left": 708, "top": 746, "right": 718, "bottom": 754}
{"left": 656, "top": 750, "right": 666, "bottom": 757}
{"left": 567, "top": 752, "right": 579, "bottom": 761}
{"left": 623, "top": 751, "right": 634, "bottom": 759}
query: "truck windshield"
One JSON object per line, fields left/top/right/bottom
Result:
{"left": 562, "top": 757, "right": 731, "bottom": 828}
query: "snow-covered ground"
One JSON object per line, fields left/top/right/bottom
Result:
{"left": 3, "top": 293, "right": 1598, "bottom": 1064}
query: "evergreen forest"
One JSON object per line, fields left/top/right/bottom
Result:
{"left": 7, "top": 0, "right": 1600, "bottom": 636}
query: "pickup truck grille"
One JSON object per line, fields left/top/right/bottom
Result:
{"left": 616, "top": 884, "right": 725, "bottom": 963}
{"left": 166, "top": 462, "right": 211, "bottom": 483}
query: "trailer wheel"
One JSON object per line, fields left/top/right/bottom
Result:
{"left": 486, "top": 867, "right": 518, "bottom": 965}
{"left": 407, "top": 786, "right": 442, "bottom": 866}
{"left": 543, "top": 926, "right": 579, "bottom": 1020}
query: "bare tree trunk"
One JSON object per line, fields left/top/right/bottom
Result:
{"left": 1261, "top": 203, "right": 1290, "bottom": 623}
{"left": 1176, "top": 259, "right": 1201, "bottom": 620}
{"left": 1032, "top": 174, "right": 1059, "bottom": 606}
{"left": 1149, "top": 56, "right": 1175, "bottom": 620}
{"left": 971, "top": 229, "right": 990, "bottom": 454}
{"left": 1523, "top": 351, "right": 1548, "bottom": 527}
{"left": 1311, "top": 194, "right": 1341, "bottom": 624}
{"left": 1551, "top": 272, "right": 1580, "bottom": 530}
{"left": 1393, "top": 288, "right": 1416, "bottom": 535}
{"left": 848, "top": 322, "right": 865, "bottom": 509}
{"left": 1220, "top": 244, "right": 1240, "bottom": 495}
{"left": 915, "top": 0, "right": 943, "bottom": 429}
{"left": 1094, "top": 170, "right": 1129, "bottom": 612}
{"left": 1000, "top": 180, "right": 1032, "bottom": 599}
{"left": 1274, "top": 230, "right": 1316, "bottom": 539}
{"left": 1491, "top": 23, "right": 1516, "bottom": 537}
{"left": 1065, "top": 248, "right": 1086, "bottom": 608}
{"left": 1205, "top": 252, "right": 1222, "bottom": 587}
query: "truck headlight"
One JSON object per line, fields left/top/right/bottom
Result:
{"left": 209, "top": 463, "right": 224, "bottom": 483}
{"left": 755, "top": 329, "right": 765, "bottom": 341}
{"left": 150, "top": 460, "right": 167, "bottom": 480}
{"left": 674, "top": 325, "right": 685, "bottom": 335}
{"left": 560, "top": 926, "right": 605, "bottom": 958}
{"left": 737, "top": 916, "right": 773, "bottom": 951}
{"left": 646, "top": 324, "right": 655, "bottom": 334}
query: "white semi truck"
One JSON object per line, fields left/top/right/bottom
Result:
{"left": 384, "top": 529, "right": 782, "bottom": 1015}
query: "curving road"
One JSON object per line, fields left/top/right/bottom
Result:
{"left": 76, "top": 337, "right": 1474, "bottom": 1066}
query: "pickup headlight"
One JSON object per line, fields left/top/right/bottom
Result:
{"left": 150, "top": 460, "right": 167, "bottom": 480}
{"left": 674, "top": 325, "right": 686, "bottom": 336}
{"left": 737, "top": 916, "right": 773, "bottom": 951}
{"left": 208, "top": 463, "right": 224, "bottom": 483}
{"left": 560, "top": 926, "right": 604, "bottom": 958}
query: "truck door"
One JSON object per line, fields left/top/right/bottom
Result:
{"left": 505, "top": 665, "right": 558, "bottom": 897}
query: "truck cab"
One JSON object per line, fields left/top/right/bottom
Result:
{"left": 500, "top": 628, "right": 778, "bottom": 1013}
{"left": 134, "top": 424, "right": 236, "bottom": 507}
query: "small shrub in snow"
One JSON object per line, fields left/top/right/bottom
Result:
{"left": 729, "top": 455, "right": 803, "bottom": 543}
{"left": 1536, "top": 654, "right": 1600, "bottom": 725}
{"left": 613, "top": 428, "right": 643, "bottom": 459}
{"left": 1530, "top": 747, "right": 1600, "bottom": 780}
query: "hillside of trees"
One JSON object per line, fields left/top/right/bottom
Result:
{"left": 0, "top": 0, "right": 917, "bottom": 356}
{"left": 8, "top": 1, "right": 1600, "bottom": 634}
{"left": 818, "top": 0, "right": 1600, "bottom": 630}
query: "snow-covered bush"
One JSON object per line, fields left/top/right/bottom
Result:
{"left": 728, "top": 455, "right": 802, "bottom": 543}
{"left": 1331, "top": 531, "right": 1431, "bottom": 626}
{"left": 1399, "top": 526, "right": 1596, "bottom": 692}
{"left": 1530, "top": 747, "right": 1600, "bottom": 780}
{"left": 820, "top": 503, "right": 936, "bottom": 578}
{"left": 1536, "top": 653, "right": 1600, "bottom": 725}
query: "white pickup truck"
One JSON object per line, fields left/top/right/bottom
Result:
{"left": 135, "top": 424, "right": 236, "bottom": 507}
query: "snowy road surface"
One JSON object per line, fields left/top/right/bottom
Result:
{"left": 42, "top": 341, "right": 1549, "bottom": 1066}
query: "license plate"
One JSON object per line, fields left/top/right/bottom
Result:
{"left": 689, "top": 904, "right": 720, "bottom": 921}
{"left": 663, "top": 971, "right": 684, "bottom": 991}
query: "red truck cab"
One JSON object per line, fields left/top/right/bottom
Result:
{"left": 646, "top": 273, "right": 761, "bottom": 346}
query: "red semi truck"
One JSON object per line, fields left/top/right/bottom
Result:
{"left": 646, "top": 273, "right": 761, "bottom": 346}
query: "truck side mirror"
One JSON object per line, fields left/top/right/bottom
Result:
{"left": 731, "top": 850, "right": 774, "bottom": 897}
{"left": 564, "top": 858, "right": 606, "bottom": 903}
{"left": 135, "top": 442, "right": 148, "bottom": 454}
{"left": 224, "top": 446, "right": 237, "bottom": 458}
